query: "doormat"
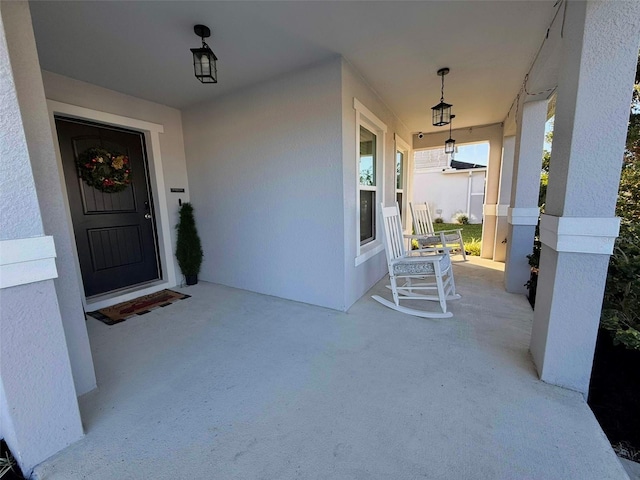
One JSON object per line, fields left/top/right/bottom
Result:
{"left": 86, "top": 289, "right": 191, "bottom": 325}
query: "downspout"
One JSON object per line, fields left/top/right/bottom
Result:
{"left": 466, "top": 171, "right": 472, "bottom": 216}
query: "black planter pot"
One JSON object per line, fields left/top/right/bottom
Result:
{"left": 185, "top": 274, "right": 198, "bottom": 286}
{"left": 526, "top": 270, "right": 538, "bottom": 309}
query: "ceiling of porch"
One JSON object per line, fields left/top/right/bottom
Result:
{"left": 29, "top": 1, "right": 558, "bottom": 134}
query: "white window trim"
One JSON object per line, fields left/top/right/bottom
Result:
{"left": 354, "top": 98, "right": 387, "bottom": 266}
{"left": 394, "top": 133, "right": 411, "bottom": 232}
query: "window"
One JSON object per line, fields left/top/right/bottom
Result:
{"left": 360, "top": 126, "right": 377, "bottom": 244}
{"left": 396, "top": 150, "right": 404, "bottom": 215}
{"left": 354, "top": 98, "right": 387, "bottom": 265}
{"left": 395, "top": 134, "right": 411, "bottom": 228}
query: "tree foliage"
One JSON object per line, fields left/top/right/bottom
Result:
{"left": 601, "top": 51, "right": 640, "bottom": 350}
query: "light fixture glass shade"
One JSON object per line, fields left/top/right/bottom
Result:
{"left": 445, "top": 137, "right": 455, "bottom": 154}
{"left": 191, "top": 46, "right": 218, "bottom": 84}
{"left": 432, "top": 101, "right": 452, "bottom": 127}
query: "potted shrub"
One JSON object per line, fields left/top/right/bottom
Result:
{"left": 175, "top": 202, "right": 203, "bottom": 285}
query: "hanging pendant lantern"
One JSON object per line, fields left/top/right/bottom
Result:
{"left": 445, "top": 114, "right": 456, "bottom": 154}
{"left": 432, "top": 68, "right": 452, "bottom": 127}
{"left": 191, "top": 24, "right": 218, "bottom": 84}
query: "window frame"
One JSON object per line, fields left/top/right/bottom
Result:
{"left": 395, "top": 134, "right": 411, "bottom": 229}
{"left": 354, "top": 98, "right": 387, "bottom": 266}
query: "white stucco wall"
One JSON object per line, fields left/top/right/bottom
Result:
{"left": 183, "top": 58, "right": 345, "bottom": 310}
{"left": 341, "top": 59, "right": 412, "bottom": 309}
{"left": 412, "top": 169, "right": 486, "bottom": 224}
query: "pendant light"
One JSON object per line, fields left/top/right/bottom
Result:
{"left": 191, "top": 24, "right": 218, "bottom": 84}
{"left": 432, "top": 68, "right": 452, "bottom": 127}
{"left": 445, "top": 114, "right": 456, "bottom": 154}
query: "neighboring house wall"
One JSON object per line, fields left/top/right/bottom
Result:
{"left": 183, "top": 57, "right": 346, "bottom": 310}
{"left": 413, "top": 169, "right": 486, "bottom": 224}
{"left": 341, "top": 59, "right": 413, "bottom": 309}
{"left": 413, "top": 123, "right": 504, "bottom": 257}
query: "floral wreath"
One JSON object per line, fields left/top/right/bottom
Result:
{"left": 76, "top": 147, "right": 132, "bottom": 193}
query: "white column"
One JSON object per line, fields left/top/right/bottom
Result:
{"left": 480, "top": 131, "right": 503, "bottom": 258}
{"left": 0, "top": 2, "right": 83, "bottom": 474}
{"left": 504, "top": 100, "right": 547, "bottom": 292}
{"left": 493, "top": 136, "right": 515, "bottom": 262}
{"left": 530, "top": 0, "right": 640, "bottom": 395}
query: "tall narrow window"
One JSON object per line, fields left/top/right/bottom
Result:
{"left": 396, "top": 150, "right": 404, "bottom": 215}
{"left": 394, "top": 134, "right": 410, "bottom": 230}
{"left": 359, "top": 126, "right": 376, "bottom": 245}
{"left": 354, "top": 98, "right": 387, "bottom": 266}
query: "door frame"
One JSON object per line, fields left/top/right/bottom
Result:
{"left": 48, "top": 100, "right": 178, "bottom": 310}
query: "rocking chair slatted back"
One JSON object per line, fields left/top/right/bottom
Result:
{"left": 373, "top": 202, "right": 461, "bottom": 318}
{"left": 381, "top": 204, "right": 406, "bottom": 261}
{"left": 409, "top": 202, "right": 467, "bottom": 261}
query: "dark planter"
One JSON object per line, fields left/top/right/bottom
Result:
{"left": 185, "top": 274, "right": 198, "bottom": 286}
{"left": 589, "top": 329, "right": 640, "bottom": 453}
{"left": 526, "top": 270, "right": 538, "bottom": 309}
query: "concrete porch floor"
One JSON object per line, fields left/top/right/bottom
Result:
{"left": 33, "top": 259, "right": 627, "bottom": 479}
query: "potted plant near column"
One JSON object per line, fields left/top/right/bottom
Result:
{"left": 175, "top": 202, "right": 203, "bottom": 285}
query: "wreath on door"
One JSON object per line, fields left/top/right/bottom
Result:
{"left": 76, "top": 147, "right": 132, "bottom": 193}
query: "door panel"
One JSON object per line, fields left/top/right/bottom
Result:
{"left": 56, "top": 118, "right": 161, "bottom": 297}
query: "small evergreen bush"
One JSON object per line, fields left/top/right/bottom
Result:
{"left": 434, "top": 217, "right": 444, "bottom": 224}
{"left": 175, "top": 203, "right": 203, "bottom": 280}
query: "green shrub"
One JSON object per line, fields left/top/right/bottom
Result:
{"left": 465, "top": 238, "right": 481, "bottom": 256}
{"left": 455, "top": 213, "right": 469, "bottom": 225}
{"left": 601, "top": 161, "right": 640, "bottom": 350}
{"left": 175, "top": 203, "right": 203, "bottom": 277}
{"left": 434, "top": 217, "right": 444, "bottom": 224}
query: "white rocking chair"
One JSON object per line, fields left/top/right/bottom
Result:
{"left": 409, "top": 202, "right": 467, "bottom": 261}
{"left": 372, "top": 203, "right": 460, "bottom": 318}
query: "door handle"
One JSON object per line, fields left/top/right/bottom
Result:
{"left": 144, "top": 213, "right": 152, "bottom": 219}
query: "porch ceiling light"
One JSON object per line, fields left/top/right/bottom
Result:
{"left": 445, "top": 114, "right": 455, "bottom": 154}
{"left": 191, "top": 24, "right": 218, "bottom": 84}
{"left": 432, "top": 68, "right": 452, "bottom": 127}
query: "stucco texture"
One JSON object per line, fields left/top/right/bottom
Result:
{"left": 183, "top": 58, "right": 345, "bottom": 310}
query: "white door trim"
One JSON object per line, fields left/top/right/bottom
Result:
{"left": 47, "top": 100, "right": 178, "bottom": 310}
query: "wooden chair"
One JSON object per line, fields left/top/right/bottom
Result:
{"left": 372, "top": 203, "right": 460, "bottom": 318}
{"left": 409, "top": 202, "right": 467, "bottom": 261}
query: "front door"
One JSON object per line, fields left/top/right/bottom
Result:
{"left": 56, "top": 118, "right": 161, "bottom": 297}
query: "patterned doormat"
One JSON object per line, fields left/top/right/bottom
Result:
{"left": 87, "top": 289, "right": 190, "bottom": 325}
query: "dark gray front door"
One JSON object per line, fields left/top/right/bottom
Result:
{"left": 56, "top": 118, "right": 161, "bottom": 297}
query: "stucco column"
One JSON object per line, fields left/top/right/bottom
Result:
{"left": 480, "top": 129, "right": 503, "bottom": 259}
{"left": 493, "top": 136, "right": 515, "bottom": 262}
{"left": 504, "top": 100, "right": 547, "bottom": 293}
{"left": 530, "top": 0, "right": 640, "bottom": 395}
{"left": 0, "top": 2, "right": 83, "bottom": 474}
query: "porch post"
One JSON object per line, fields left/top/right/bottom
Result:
{"left": 530, "top": 0, "right": 640, "bottom": 395}
{"left": 0, "top": 2, "right": 83, "bottom": 474}
{"left": 480, "top": 131, "right": 503, "bottom": 258}
{"left": 504, "top": 100, "right": 547, "bottom": 292}
{"left": 493, "top": 136, "right": 515, "bottom": 262}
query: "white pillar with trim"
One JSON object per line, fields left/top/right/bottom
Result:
{"left": 0, "top": 2, "right": 83, "bottom": 474}
{"left": 480, "top": 129, "right": 503, "bottom": 259}
{"left": 493, "top": 136, "right": 515, "bottom": 262}
{"left": 530, "top": 0, "right": 640, "bottom": 395}
{"left": 504, "top": 100, "right": 547, "bottom": 292}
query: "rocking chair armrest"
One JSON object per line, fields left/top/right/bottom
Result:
{"left": 392, "top": 254, "right": 445, "bottom": 265}
{"left": 403, "top": 234, "right": 433, "bottom": 239}
{"left": 435, "top": 229, "right": 463, "bottom": 235}
{"left": 410, "top": 246, "right": 453, "bottom": 257}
